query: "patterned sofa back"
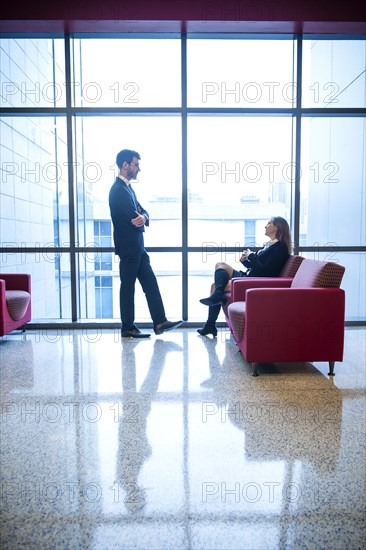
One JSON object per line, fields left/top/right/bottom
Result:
{"left": 291, "top": 259, "right": 345, "bottom": 288}
{"left": 279, "top": 255, "right": 305, "bottom": 278}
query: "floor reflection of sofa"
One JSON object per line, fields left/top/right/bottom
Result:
{"left": 199, "top": 335, "right": 343, "bottom": 475}
{"left": 227, "top": 376, "right": 342, "bottom": 474}
{"left": 0, "top": 339, "right": 34, "bottom": 392}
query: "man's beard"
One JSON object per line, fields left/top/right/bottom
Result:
{"left": 127, "top": 170, "right": 137, "bottom": 181}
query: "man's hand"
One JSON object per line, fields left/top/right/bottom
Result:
{"left": 131, "top": 211, "right": 147, "bottom": 227}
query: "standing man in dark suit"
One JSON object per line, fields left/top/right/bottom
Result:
{"left": 109, "top": 149, "right": 182, "bottom": 338}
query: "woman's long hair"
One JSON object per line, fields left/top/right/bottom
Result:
{"left": 272, "top": 216, "right": 292, "bottom": 254}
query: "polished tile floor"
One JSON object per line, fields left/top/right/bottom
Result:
{"left": 0, "top": 326, "right": 365, "bottom": 549}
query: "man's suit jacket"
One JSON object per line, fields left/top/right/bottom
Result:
{"left": 109, "top": 177, "right": 149, "bottom": 256}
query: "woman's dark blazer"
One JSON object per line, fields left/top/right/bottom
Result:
{"left": 241, "top": 241, "right": 289, "bottom": 277}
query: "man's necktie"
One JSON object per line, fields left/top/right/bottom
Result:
{"left": 127, "top": 184, "right": 138, "bottom": 210}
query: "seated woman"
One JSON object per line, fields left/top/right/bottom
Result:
{"left": 198, "top": 216, "right": 292, "bottom": 337}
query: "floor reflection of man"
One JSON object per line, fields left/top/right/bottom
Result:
{"left": 116, "top": 339, "right": 182, "bottom": 515}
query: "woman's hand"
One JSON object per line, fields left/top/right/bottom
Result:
{"left": 240, "top": 248, "right": 252, "bottom": 262}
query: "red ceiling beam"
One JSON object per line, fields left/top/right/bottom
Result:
{"left": 1, "top": 0, "right": 365, "bottom": 34}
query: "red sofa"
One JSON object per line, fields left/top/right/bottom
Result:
{"left": 0, "top": 274, "right": 31, "bottom": 336}
{"left": 227, "top": 259, "right": 346, "bottom": 376}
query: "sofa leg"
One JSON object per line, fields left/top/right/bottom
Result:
{"left": 328, "top": 361, "right": 335, "bottom": 376}
{"left": 251, "top": 363, "right": 259, "bottom": 377}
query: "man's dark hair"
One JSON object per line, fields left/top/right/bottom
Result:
{"left": 116, "top": 149, "right": 141, "bottom": 169}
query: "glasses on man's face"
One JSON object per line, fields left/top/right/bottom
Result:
{"left": 129, "top": 162, "right": 140, "bottom": 169}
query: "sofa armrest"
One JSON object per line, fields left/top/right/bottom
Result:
{"left": 244, "top": 288, "right": 345, "bottom": 356}
{"left": 0, "top": 274, "right": 31, "bottom": 292}
{"left": 231, "top": 277, "right": 293, "bottom": 302}
{"left": 0, "top": 279, "right": 6, "bottom": 302}
{"left": 230, "top": 285, "right": 346, "bottom": 366}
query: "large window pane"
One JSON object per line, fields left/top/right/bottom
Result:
{"left": 302, "top": 39, "right": 366, "bottom": 108}
{"left": 72, "top": 38, "right": 181, "bottom": 107}
{"left": 0, "top": 116, "right": 68, "bottom": 249}
{"left": 74, "top": 116, "right": 182, "bottom": 247}
{"left": 300, "top": 117, "right": 366, "bottom": 247}
{"left": 0, "top": 38, "right": 65, "bottom": 107}
{"left": 188, "top": 39, "right": 296, "bottom": 108}
{"left": 188, "top": 116, "right": 294, "bottom": 246}
{"left": 78, "top": 251, "right": 181, "bottom": 321}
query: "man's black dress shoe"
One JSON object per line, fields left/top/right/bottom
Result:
{"left": 121, "top": 326, "right": 150, "bottom": 338}
{"left": 153, "top": 320, "right": 183, "bottom": 335}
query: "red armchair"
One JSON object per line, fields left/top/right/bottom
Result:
{"left": 0, "top": 274, "right": 31, "bottom": 336}
{"left": 227, "top": 259, "right": 345, "bottom": 376}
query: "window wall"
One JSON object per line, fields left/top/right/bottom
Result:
{"left": 0, "top": 35, "right": 365, "bottom": 323}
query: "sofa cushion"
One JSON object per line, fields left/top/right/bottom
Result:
{"left": 291, "top": 260, "right": 345, "bottom": 289}
{"left": 5, "top": 290, "right": 31, "bottom": 321}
